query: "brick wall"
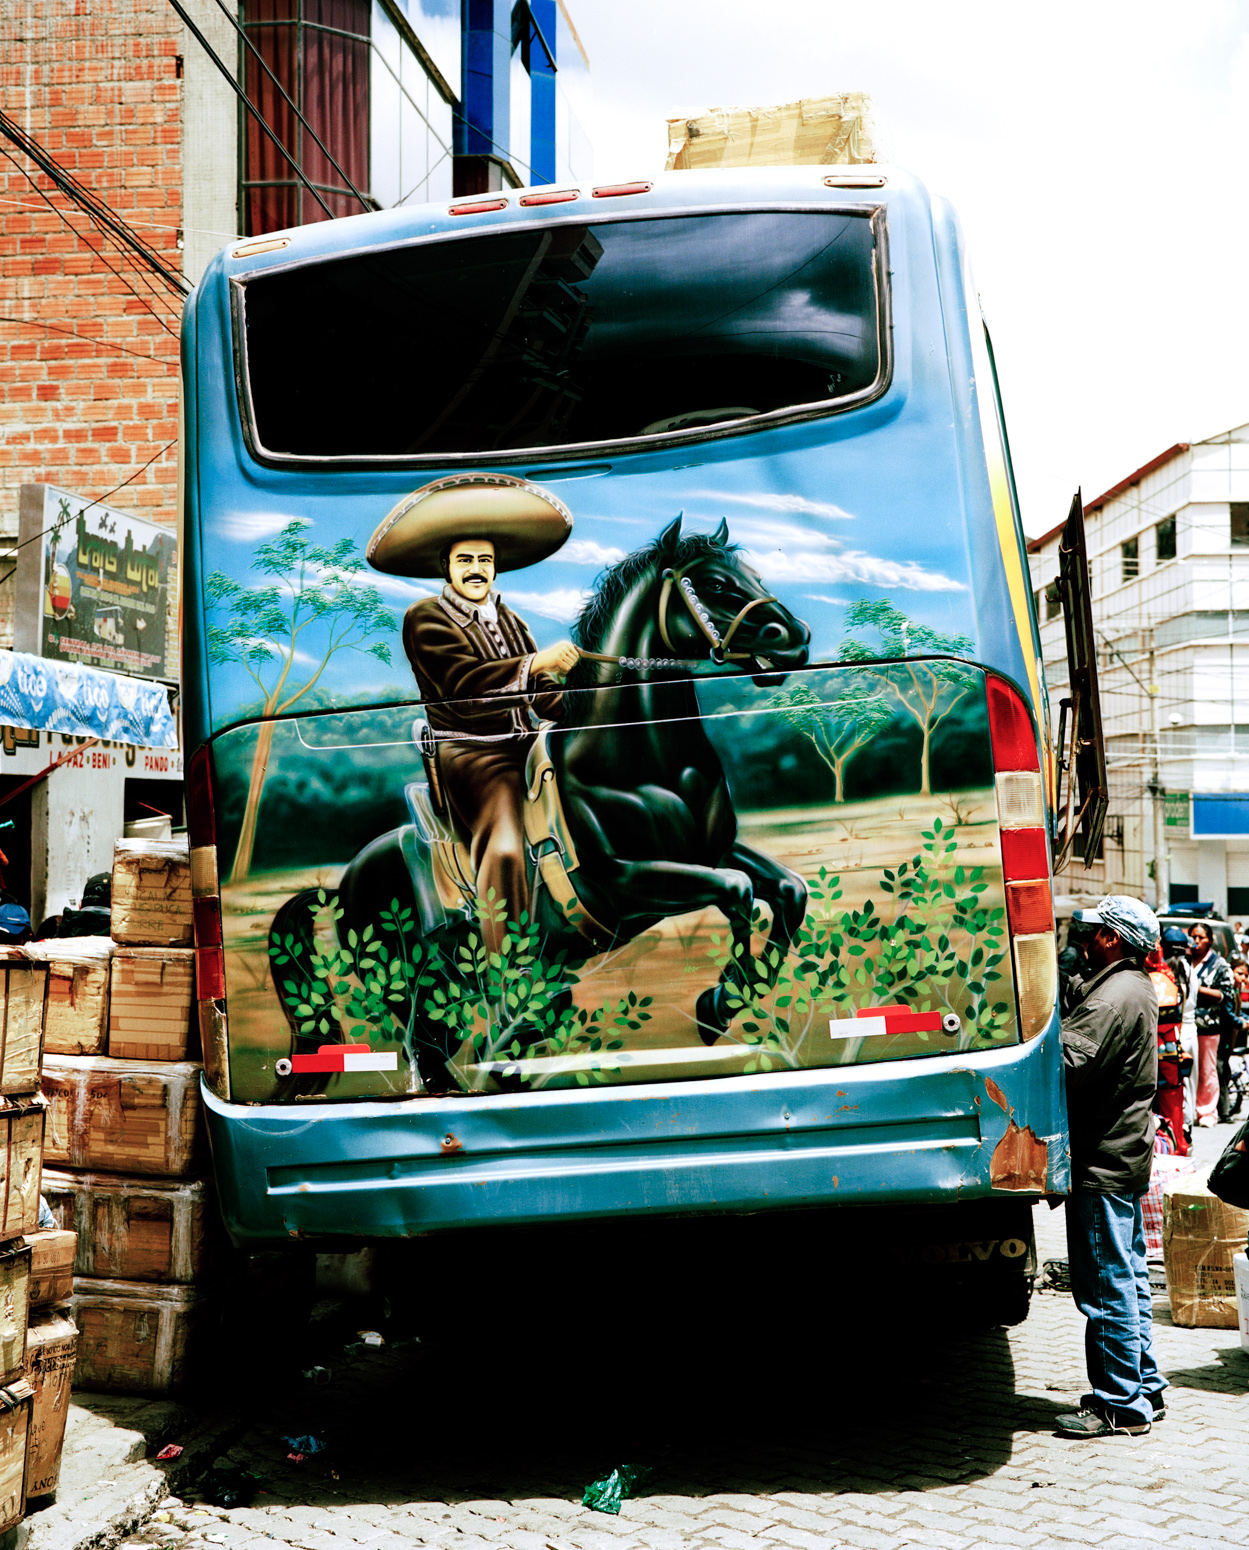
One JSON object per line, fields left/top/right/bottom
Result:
{"left": 0, "top": 0, "right": 186, "bottom": 644}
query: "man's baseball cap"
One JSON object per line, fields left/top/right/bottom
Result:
{"left": 1070, "top": 895, "right": 1160, "bottom": 955}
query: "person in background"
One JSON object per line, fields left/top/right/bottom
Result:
{"left": 1055, "top": 895, "right": 1165, "bottom": 1438}
{"left": 1188, "top": 922, "right": 1237, "bottom": 1126}
{"left": 1148, "top": 943, "right": 1187, "bottom": 1154}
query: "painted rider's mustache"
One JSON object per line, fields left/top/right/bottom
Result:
{"left": 461, "top": 574, "right": 490, "bottom": 585}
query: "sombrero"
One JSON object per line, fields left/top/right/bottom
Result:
{"left": 366, "top": 473, "right": 573, "bottom": 578}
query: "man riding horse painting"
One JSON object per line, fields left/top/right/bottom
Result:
{"left": 366, "top": 474, "right": 580, "bottom": 959}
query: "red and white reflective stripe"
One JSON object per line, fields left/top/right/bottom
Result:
{"left": 829, "top": 1007, "right": 945, "bottom": 1039}
{"left": 287, "top": 1045, "right": 398, "bottom": 1074}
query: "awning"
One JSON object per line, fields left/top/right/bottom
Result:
{"left": 0, "top": 650, "right": 177, "bottom": 750}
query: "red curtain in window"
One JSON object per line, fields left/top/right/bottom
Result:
{"left": 243, "top": 0, "right": 370, "bottom": 236}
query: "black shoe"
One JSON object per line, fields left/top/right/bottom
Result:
{"left": 1149, "top": 1395, "right": 1166, "bottom": 1421}
{"left": 1056, "top": 1405, "right": 1151, "bottom": 1438}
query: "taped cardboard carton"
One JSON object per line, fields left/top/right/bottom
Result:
{"left": 0, "top": 1242, "right": 30, "bottom": 1387}
{"left": 26, "top": 937, "right": 112, "bottom": 1058}
{"left": 109, "top": 948, "right": 196, "bottom": 1061}
{"left": 23, "top": 1311, "right": 75, "bottom": 1499}
{"left": 111, "top": 838, "right": 193, "bottom": 947}
{"left": 41, "top": 1055, "right": 205, "bottom": 1179}
{"left": 0, "top": 1377, "right": 33, "bottom": 1530}
{"left": 1163, "top": 1176, "right": 1249, "bottom": 1328}
{"left": 0, "top": 948, "right": 46, "bottom": 1095}
{"left": 42, "top": 1169, "right": 223, "bottom": 1284}
{"left": 0, "top": 1098, "right": 44, "bottom": 1241}
{"left": 70, "top": 1277, "right": 213, "bottom": 1394}
{"left": 666, "top": 94, "right": 878, "bottom": 172}
{"left": 24, "top": 1229, "right": 75, "bottom": 1310}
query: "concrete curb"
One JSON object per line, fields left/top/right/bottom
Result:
{"left": 23, "top": 1410, "right": 247, "bottom": 1550}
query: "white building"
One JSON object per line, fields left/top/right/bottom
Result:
{"left": 1027, "top": 423, "right": 1249, "bottom": 920}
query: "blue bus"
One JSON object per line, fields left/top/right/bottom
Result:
{"left": 182, "top": 165, "right": 1074, "bottom": 1320}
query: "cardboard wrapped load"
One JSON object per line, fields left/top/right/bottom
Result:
{"left": 1163, "top": 1177, "right": 1249, "bottom": 1328}
{"left": 42, "top": 1169, "right": 222, "bottom": 1284}
{"left": 109, "top": 948, "right": 196, "bottom": 1061}
{"left": 0, "top": 1242, "right": 30, "bottom": 1387}
{"left": 25, "top": 937, "right": 112, "bottom": 1059}
{"left": 0, "top": 1378, "right": 33, "bottom": 1531}
{"left": 24, "top": 1312, "right": 76, "bottom": 1499}
{"left": 666, "top": 94, "right": 878, "bottom": 172}
{"left": 0, "top": 948, "right": 47, "bottom": 1095}
{"left": 70, "top": 1277, "right": 212, "bottom": 1394}
{"left": 0, "top": 1099, "right": 44, "bottom": 1242}
{"left": 42, "top": 1056, "right": 205, "bottom": 1179}
{"left": 111, "top": 838, "right": 193, "bottom": 947}
{"left": 25, "top": 1229, "right": 75, "bottom": 1311}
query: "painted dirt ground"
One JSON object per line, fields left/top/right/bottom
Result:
{"left": 220, "top": 785, "right": 1014, "bottom": 1102}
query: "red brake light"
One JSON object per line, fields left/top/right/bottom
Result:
{"left": 999, "top": 827, "right": 1049, "bottom": 881}
{"left": 186, "top": 744, "right": 216, "bottom": 847}
{"left": 592, "top": 181, "right": 652, "bottom": 198}
{"left": 449, "top": 198, "right": 508, "bottom": 215}
{"left": 986, "top": 675, "right": 1038, "bottom": 771}
{"left": 519, "top": 189, "right": 579, "bottom": 206}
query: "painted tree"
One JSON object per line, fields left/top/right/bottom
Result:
{"left": 207, "top": 523, "right": 394, "bottom": 884}
{"left": 837, "top": 600, "right": 975, "bottom": 795}
{"left": 768, "top": 679, "right": 892, "bottom": 802}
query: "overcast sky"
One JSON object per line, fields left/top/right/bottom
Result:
{"left": 573, "top": 0, "right": 1249, "bottom": 537}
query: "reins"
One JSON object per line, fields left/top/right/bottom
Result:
{"left": 576, "top": 566, "right": 778, "bottom": 671}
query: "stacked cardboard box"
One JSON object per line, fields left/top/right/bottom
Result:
{"left": 1163, "top": 1176, "right": 1249, "bottom": 1328}
{"left": 39, "top": 837, "right": 225, "bottom": 1396}
{"left": 0, "top": 941, "right": 72, "bottom": 1520}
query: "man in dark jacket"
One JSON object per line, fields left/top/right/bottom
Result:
{"left": 1055, "top": 894, "right": 1165, "bottom": 1438}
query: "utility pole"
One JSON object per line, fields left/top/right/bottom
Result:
{"left": 1147, "top": 632, "right": 1170, "bottom": 911}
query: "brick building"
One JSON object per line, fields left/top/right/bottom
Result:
{"left": 0, "top": 0, "right": 590, "bottom": 921}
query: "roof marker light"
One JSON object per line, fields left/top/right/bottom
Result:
{"left": 519, "top": 189, "right": 579, "bottom": 206}
{"left": 592, "top": 181, "right": 652, "bottom": 198}
{"left": 823, "top": 174, "right": 887, "bottom": 189}
{"left": 231, "top": 236, "right": 290, "bottom": 259}
{"left": 449, "top": 197, "right": 508, "bottom": 216}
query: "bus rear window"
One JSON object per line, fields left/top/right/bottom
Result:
{"left": 239, "top": 210, "right": 884, "bottom": 459}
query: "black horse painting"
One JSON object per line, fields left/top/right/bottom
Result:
{"left": 268, "top": 516, "right": 812, "bottom": 1091}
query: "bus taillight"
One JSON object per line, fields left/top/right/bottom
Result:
{"left": 186, "top": 744, "right": 230, "bottom": 1098}
{"left": 987, "top": 676, "right": 1058, "bottom": 1041}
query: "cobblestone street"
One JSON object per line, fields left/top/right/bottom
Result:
{"left": 93, "top": 1127, "right": 1247, "bottom": 1550}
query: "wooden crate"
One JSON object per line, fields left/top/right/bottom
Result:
{"left": 0, "top": 1100, "right": 44, "bottom": 1242}
{"left": 111, "top": 839, "right": 193, "bottom": 947}
{"left": 25, "top": 1230, "right": 75, "bottom": 1311}
{"left": 42, "top": 1170, "right": 222, "bottom": 1285}
{"left": 0, "top": 1243, "right": 30, "bottom": 1387}
{"left": 0, "top": 1378, "right": 33, "bottom": 1531}
{"left": 24, "top": 1312, "right": 75, "bottom": 1499}
{"left": 69, "top": 1277, "right": 213, "bottom": 1395}
{"left": 0, "top": 949, "right": 47, "bottom": 1095}
{"left": 25, "top": 938, "right": 112, "bottom": 1059}
{"left": 109, "top": 948, "right": 196, "bottom": 1062}
{"left": 41, "top": 1056, "right": 205, "bottom": 1179}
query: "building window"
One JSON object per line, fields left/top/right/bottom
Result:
{"left": 242, "top": 1, "right": 372, "bottom": 235}
{"left": 1232, "top": 502, "right": 1249, "bottom": 546}
{"left": 1121, "top": 535, "right": 1139, "bottom": 582}
{"left": 241, "top": 0, "right": 456, "bottom": 237}
{"left": 1156, "top": 513, "right": 1176, "bottom": 562}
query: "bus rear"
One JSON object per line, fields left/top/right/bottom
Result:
{"left": 182, "top": 165, "right": 1066, "bottom": 1317}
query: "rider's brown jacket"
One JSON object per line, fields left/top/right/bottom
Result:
{"left": 402, "top": 588, "right": 563, "bottom": 736}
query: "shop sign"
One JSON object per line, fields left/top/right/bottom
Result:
{"left": 1165, "top": 791, "right": 1190, "bottom": 829}
{"left": 16, "top": 483, "right": 177, "bottom": 682}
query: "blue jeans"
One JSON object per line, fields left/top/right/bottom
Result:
{"left": 1064, "top": 1190, "right": 1166, "bottom": 1425}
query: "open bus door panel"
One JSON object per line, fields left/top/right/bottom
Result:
{"left": 1053, "top": 491, "right": 1109, "bottom": 870}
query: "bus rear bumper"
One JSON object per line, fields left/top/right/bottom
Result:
{"left": 202, "top": 1019, "right": 1070, "bottom": 1243}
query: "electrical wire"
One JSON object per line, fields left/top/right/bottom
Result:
{"left": 0, "top": 316, "right": 175, "bottom": 363}
{"left": 0, "top": 143, "right": 180, "bottom": 339}
{"left": 0, "top": 109, "right": 189, "bottom": 296}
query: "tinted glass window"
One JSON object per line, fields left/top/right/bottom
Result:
{"left": 240, "top": 211, "right": 882, "bottom": 458}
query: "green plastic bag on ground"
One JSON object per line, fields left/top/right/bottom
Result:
{"left": 582, "top": 1463, "right": 651, "bottom": 1515}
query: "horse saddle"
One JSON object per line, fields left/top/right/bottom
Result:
{"left": 404, "top": 724, "right": 612, "bottom": 947}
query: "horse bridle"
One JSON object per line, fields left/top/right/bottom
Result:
{"left": 578, "top": 566, "right": 780, "bottom": 671}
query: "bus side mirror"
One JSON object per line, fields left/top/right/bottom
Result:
{"left": 1053, "top": 490, "right": 1109, "bottom": 871}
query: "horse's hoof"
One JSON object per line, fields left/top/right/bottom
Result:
{"left": 695, "top": 986, "right": 728, "bottom": 1046}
